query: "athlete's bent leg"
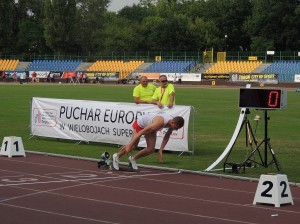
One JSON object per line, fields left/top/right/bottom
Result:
{"left": 117, "top": 129, "right": 139, "bottom": 158}
{"left": 133, "top": 132, "right": 156, "bottom": 160}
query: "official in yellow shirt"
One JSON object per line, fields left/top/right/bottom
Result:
{"left": 133, "top": 76, "right": 156, "bottom": 104}
{"left": 152, "top": 75, "right": 175, "bottom": 109}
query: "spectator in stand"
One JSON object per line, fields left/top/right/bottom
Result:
{"left": 49, "top": 73, "right": 54, "bottom": 82}
{"left": 31, "top": 71, "right": 37, "bottom": 82}
{"left": 20, "top": 73, "right": 26, "bottom": 84}
{"left": 82, "top": 73, "right": 86, "bottom": 83}
{"left": 95, "top": 73, "right": 100, "bottom": 84}
{"left": 68, "top": 74, "right": 73, "bottom": 83}
{"left": 133, "top": 76, "right": 156, "bottom": 104}
{"left": 173, "top": 74, "right": 177, "bottom": 84}
{"left": 151, "top": 75, "right": 175, "bottom": 109}
{"left": 78, "top": 72, "right": 82, "bottom": 83}
{"left": 13, "top": 72, "right": 17, "bottom": 82}
{"left": 178, "top": 74, "right": 182, "bottom": 85}
{"left": 2, "top": 71, "right": 6, "bottom": 82}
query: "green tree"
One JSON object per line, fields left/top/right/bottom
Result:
{"left": 0, "top": 0, "right": 15, "bottom": 53}
{"left": 15, "top": 0, "right": 48, "bottom": 54}
{"left": 118, "top": 4, "right": 150, "bottom": 22}
{"left": 76, "top": 0, "right": 109, "bottom": 53}
{"left": 245, "top": 0, "right": 300, "bottom": 50}
{"left": 116, "top": 5, "right": 151, "bottom": 51}
{"left": 139, "top": 0, "right": 157, "bottom": 10}
{"left": 183, "top": 0, "right": 222, "bottom": 51}
{"left": 101, "top": 12, "right": 138, "bottom": 51}
{"left": 202, "top": 0, "right": 252, "bottom": 51}
{"left": 1, "top": 0, "right": 300, "bottom": 56}
{"left": 188, "top": 17, "right": 220, "bottom": 51}
{"left": 140, "top": 0, "right": 193, "bottom": 51}
{"left": 44, "top": 0, "right": 77, "bottom": 54}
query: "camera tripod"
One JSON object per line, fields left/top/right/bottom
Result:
{"left": 223, "top": 109, "right": 282, "bottom": 173}
{"left": 223, "top": 109, "right": 258, "bottom": 172}
{"left": 239, "top": 110, "right": 282, "bottom": 172}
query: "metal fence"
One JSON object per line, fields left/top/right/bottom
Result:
{"left": 1, "top": 51, "right": 299, "bottom": 63}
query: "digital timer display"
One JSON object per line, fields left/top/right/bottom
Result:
{"left": 239, "top": 88, "right": 287, "bottom": 109}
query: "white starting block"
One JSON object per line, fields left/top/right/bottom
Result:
{"left": 0, "top": 136, "right": 26, "bottom": 157}
{"left": 253, "top": 174, "right": 294, "bottom": 207}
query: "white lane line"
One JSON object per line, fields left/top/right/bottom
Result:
{"left": 0, "top": 193, "right": 258, "bottom": 224}
{"left": 0, "top": 158, "right": 103, "bottom": 174}
{"left": 0, "top": 172, "right": 178, "bottom": 203}
{"left": 2, "top": 174, "right": 298, "bottom": 224}
{"left": 0, "top": 177, "right": 113, "bottom": 187}
{"left": 0, "top": 170, "right": 177, "bottom": 187}
{"left": 0, "top": 172, "right": 152, "bottom": 187}
{"left": 139, "top": 177, "right": 256, "bottom": 194}
{"left": 45, "top": 171, "right": 84, "bottom": 176}
{"left": 6, "top": 173, "right": 300, "bottom": 217}
{"left": 0, "top": 203, "right": 119, "bottom": 224}
{"left": 1, "top": 157, "right": 298, "bottom": 223}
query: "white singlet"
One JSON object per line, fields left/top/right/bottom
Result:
{"left": 137, "top": 112, "right": 173, "bottom": 128}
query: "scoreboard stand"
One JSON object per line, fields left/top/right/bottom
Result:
{"left": 223, "top": 88, "right": 287, "bottom": 173}
{"left": 237, "top": 88, "right": 286, "bottom": 172}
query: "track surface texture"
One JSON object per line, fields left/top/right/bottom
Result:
{"left": 0, "top": 153, "right": 299, "bottom": 224}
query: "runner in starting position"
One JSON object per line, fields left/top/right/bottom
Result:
{"left": 112, "top": 112, "right": 184, "bottom": 170}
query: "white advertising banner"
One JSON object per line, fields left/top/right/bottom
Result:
{"left": 30, "top": 97, "right": 191, "bottom": 152}
{"left": 162, "top": 73, "right": 202, "bottom": 82}
{"left": 29, "top": 71, "right": 50, "bottom": 78}
{"left": 180, "top": 73, "right": 202, "bottom": 82}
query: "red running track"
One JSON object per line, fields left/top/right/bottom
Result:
{"left": 0, "top": 153, "right": 299, "bottom": 224}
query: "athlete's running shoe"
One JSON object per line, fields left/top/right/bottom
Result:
{"left": 128, "top": 156, "right": 138, "bottom": 170}
{"left": 112, "top": 153, "right": 119, "bottom": 170}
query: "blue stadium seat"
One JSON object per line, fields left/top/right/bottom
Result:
{"left": 262, "top": 61, "right": 300, "bottom": 82}
{"left": 26, "top": 60, "right": 82, "bottom": 71}
{"left": 144, "top": 61, "right": 196, "bottom": 73}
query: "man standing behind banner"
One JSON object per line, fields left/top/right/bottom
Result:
{"left": 133, "top": 76, "right": 156, "bottom": 104}
{"left": 151, "top": 74, "right": 175, "bottom": 109}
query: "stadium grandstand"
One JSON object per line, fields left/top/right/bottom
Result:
{"left": 144, "top": 61, "right": 196, "bottom": 73}
{"left": 0, "top": 59, "right": 19, "bottom": 71}
{"left": 26, "top": 60, "right": 82, "bottom": 72}
{"left": 0, "top": 54, "right": 299, "bottom": 85}
{"left": 87, "top": 60, "right": 144, "bottom": 79}
{"left": 262, "top": 61, "right": 300, "bottom": 82}
{"left": 204, "top": 61, "right": 262, "bottom": 74}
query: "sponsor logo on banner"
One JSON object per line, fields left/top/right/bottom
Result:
{"left": 157, "top": 127, "right": 184, "bottom": 139}
{"left": 30, "top": 71, "right": 49, "bottom": 78}
{"left": 3, "top": 71, "right": 29, "bottom": 78}
{"left": 202, "top": 74, "right": 230, "bottom": 80}
{"left": 62, "top": 71, "right": 77, "bottom": 78}
{"left": 230, "top": 73, "right": 278, "bottom": 84}
{"left": 33, "top": 108, "right": 57, "bottom": 127}
{"left": 49, "top": 72, "right": 62, "bottom": 78}
{"left": 179, "top": 73, "right": 201, "bottom": 82}
{"left": 137, "top": 72, "right": 201, "bottom": 82}
{"left": 138, "top": 72, "right": 160, "bottom": 80}
{"left": 295, "top": 74, "right": 300, "bottom": 82}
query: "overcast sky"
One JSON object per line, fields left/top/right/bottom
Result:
{"left": 108, "top": 0, "right": 140, "bottom": 12}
